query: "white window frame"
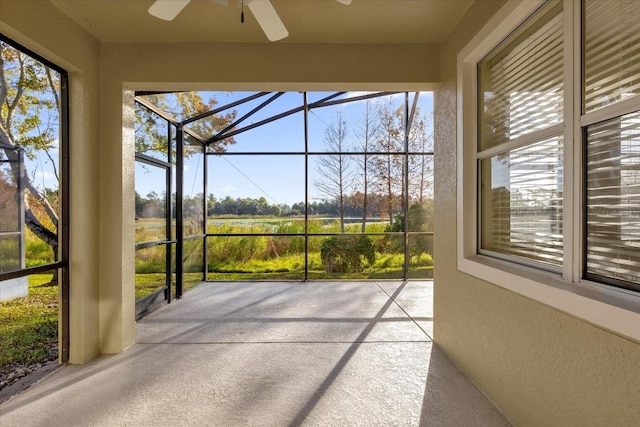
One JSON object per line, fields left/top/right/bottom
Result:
{"left": 457, "top": 0, "right": 640, "bottom": 342}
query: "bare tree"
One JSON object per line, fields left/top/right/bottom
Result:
{"left": 373, "top": 99, "right": 404, "bottom": 224}
{"left": 407, "top": 109, "right": 433, "bottom": 205}
{"left": 353, "top": 99, "right": 381, "bottom": 232}
{"left": 314, "top": 110, "right": 352, "bottom": 232}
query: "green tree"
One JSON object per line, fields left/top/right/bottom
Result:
{"left": 135, "top": 92, "right": 238, "bottom": 157}
{"left": 383, "top": 202, "right": 433, "bottom": 255}
{"left": 0, "top": 42, "right": 61, "bottom": 282}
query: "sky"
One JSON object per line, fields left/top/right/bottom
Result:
{"left": 136, "top": 90, "right": 434, "bottom": 207}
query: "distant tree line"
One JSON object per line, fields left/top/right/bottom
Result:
{"left": 135, "top": 190, "right": 432, "bottom": 225}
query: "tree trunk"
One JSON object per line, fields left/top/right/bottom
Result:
{"left": 2, "top": 145, "right": 59, "bottom": 283}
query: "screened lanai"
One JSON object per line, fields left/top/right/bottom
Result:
{"left": 134, "top": 91, "right": 434, "bottom": 317}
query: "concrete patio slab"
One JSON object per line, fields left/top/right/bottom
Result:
{"left": 377, "top": 280, "right": 434, "bottom": 338}
{"left": 0, "top": 281, "right": 510, "bottom": 426}
{"left": 137, "top": 281, "right": 430, "bottom": 344}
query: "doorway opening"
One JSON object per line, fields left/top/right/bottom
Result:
{"left": 134, "top": 91, "right": 433, "bottom": 317}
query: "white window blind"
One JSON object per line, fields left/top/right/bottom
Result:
{"left": 478, "top": 1, "right": 564, "bottom": 151}
{"left": 477, "top": 1, "right": 564, "bottom": 269}
{"left": 480, "top": 136, "right": 564, "bottom": 267}
{"left": 584, "top": 0, "right": 640, "bottom": 113}
{"left": 585, "top": 112, "right": 640, "bottom": 290}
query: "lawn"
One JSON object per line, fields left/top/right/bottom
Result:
{"left": 0, "top": 274, "right": 58, "bottom": 387}
{"left": 135, "top": 272, "right": 205, "bottom": 299}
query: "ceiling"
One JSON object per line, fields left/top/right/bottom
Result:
{"left": 50, "top": 0, "right": 473, "bottom": 44}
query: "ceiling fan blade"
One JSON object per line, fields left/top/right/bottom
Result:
{"left": 247, "top": 0, "right": 289, "bottom": 42}
{"left": 336, "top": 0, "right": 352, "bottom": 5}
{"left": 148, "top": 0, "right": 191, "bottom": 21}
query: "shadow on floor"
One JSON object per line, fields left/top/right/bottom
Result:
{"left": 0, "top": 281, "right": 510, "bottom": 426}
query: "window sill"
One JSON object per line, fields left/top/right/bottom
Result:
{"left": 458, "top": 255, "right": 640, "bottom": 344}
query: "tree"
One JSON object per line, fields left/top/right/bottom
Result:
{"left": 1, "top": 42, "right": 61, "bottom": 282}
{"left": 407, "top": 109, "right": 433, "bottom": 204}
{"left": 373, "top": 100, "right": 405, "bottom": 223}
{"left": 135, "top": 92, "right": 238, "bottom": 157}
{"left": 353, "top": 99, "right": 381, "bottom": 232}
{"left": 314, "top": 110, "right": 352, "bottom": 232}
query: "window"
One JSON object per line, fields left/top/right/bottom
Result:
{"left": 583, "top": 0, "right": 640, "bottom": 292}
{"left": 477, "top": 0, "right": 564, "bottom": 269}
{"left": 583, "top": 1, "right": 640, "bottom": 113}
{"left": 585, "top": 114, "right": 640, "bottom": 291}
{"left": 458, "top": 0, "right": 640, "bottom": 343}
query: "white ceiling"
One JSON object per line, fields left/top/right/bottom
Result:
{"left": 50, "top": 0, "right": 473, "bottom": 44}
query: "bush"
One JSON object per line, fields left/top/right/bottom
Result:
{"left": 410, "top": 252, "right": 433, "bottom": 267}
{"left": 320, "top": 235, "right": 376, "bottom": 273}
{"left": 376, "top": 253, "right": 404, "bottom": 269}
{"left": 382, "top": 203, "right": 434, "bottom": 256}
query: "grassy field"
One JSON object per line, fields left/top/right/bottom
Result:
{"left": 134, "top": 216, "right": 434, "bottom": 296}
{"left": 0, "top": 274, "right": 58, "bottom": 374}
{"left": 135, "top": 272, "right": 205, "bottom": 299}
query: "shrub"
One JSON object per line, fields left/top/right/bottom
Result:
{"left": 320, "top": 235, "right": 376, "bottom": 273}
{"left": 410, "top": 252, "right": 433, "bottom": 267}
{"left": 376, "top": 253, "right": 404, "bottom": 269}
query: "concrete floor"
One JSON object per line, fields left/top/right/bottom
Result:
{"left": 0, "top": 281, "right": 511, "bottom": 426}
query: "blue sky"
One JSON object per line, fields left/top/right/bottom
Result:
{"left": 138, "top": 91, "right": 434, "bottom": 206}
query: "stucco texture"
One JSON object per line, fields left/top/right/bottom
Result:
{"left": 433, "top": 1, "right": 640, "bottom": 425}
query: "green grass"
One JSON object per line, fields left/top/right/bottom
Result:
{"left": 207, "top": 250, "right": 433, "bottom": 280}
{"left": 134, "top": 217, "right": 434, "bottom": 289}
{"left": 209, "top": 267, "right": 433, "bottom": 281}
{"left": 135, "top": 273, "right": 167, "bottom": 300}
{"left": 135, "top": 272, "right": 204, "bottom": 300}
{"left": 0, "top": 274, "right": 58, "bottom": 370}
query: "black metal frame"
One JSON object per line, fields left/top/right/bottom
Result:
{"left": 0, "top": 33, "right": 70, "bottom": 362}
{"left": 134, "top": 90, "right": 434, "bottom": 296}
{"left": 133, "top": 153, "right": 174, "bottom": 319}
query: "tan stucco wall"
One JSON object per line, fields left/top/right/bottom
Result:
{"left": 0, "top": 0, "right": 102, "bottom": 363}
{"left": 433, "top": 1, "right": 640, "bottom": 425}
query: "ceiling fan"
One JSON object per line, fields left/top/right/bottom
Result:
{"left": 148, "top": 0, "right": 352, "bottom": 42}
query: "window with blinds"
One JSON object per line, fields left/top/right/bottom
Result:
{"left": 478, "top": 0, "right": 563, "bottom": 151}
{"left": 585, "top": 113, "right": 640, "bottom": 290}
{"left": 477, "top": 0, "right": 564, "bottom": 268}
{"left": 584, "top": 0, "right": 640, "bottom": 292}
{"left": 480, "top": 137, "right": 564, "bottom": 266}
{"left": 584, "top": 0, "right": 640, "bottom": 113}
